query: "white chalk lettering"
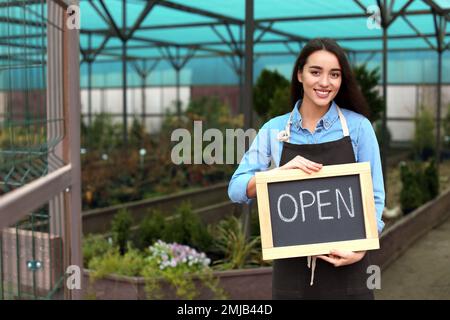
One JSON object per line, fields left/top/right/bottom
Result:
{"left": 317, "top": 189, "right": 333, "bottom": 220}
{"left": 299, "top": 190, "right": 315, "bottom": 222}
{"left": 277, "top": 193, "right": 298, "bottom": 222}
{"left": 336, "top": 187, "right": 355, "bottom": 218}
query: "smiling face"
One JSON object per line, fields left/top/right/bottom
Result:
{"left": 297, "top": 50, "right": 342, "bottom": 110}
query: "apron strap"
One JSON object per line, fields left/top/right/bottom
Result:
{"left": 278, "top": 103, "right": 350, "bottom": 142}
{"left": 336, "top": 106, "right": 350, "bottom": 137}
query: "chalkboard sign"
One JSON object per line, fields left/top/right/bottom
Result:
{"left": 255, "top": 162, "right": 379, "bottom": 260}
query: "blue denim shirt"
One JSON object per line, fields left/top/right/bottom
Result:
{"left": 228, "top": 100, "right": 385, "bottom": 233}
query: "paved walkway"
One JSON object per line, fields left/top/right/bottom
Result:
{"left": 375, "top": 216, "right": 450, "bottom": 300}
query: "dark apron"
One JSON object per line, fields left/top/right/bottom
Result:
{"left": 272, "top": 108, "right": 374, "bottom": 300}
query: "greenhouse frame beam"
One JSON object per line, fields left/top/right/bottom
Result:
{"left": 91, "top": 32, "right": 450, "bottom": 57}
{"left": 127, "top": 1, "right": 159, "bottom": 40}
{"left": 0, "top": 0, "right": 41, "bottom": 7}
{"left": 423, "top": 0, "right": 450, "bottom": 21}
{"left": 132, "top": 59, "right": 160, "bottom": 127}
{"left": 255, "top": 9, "right": 435, "bottom": 24}
{"left": 156, "top": 0, "right": 315, "bottom": 50}
{"left": 0, "top": 40, "right": 44, "bottom": 50}
{"left": 0, "top": 16, "right": 45, "bottom": 27}
{"left": 387, "top": 0, "right": 414, "bottom": 27}
{"left": 79, "top": 22, "right": 225, "bottom": 37}
{"left": 159, "top": 0, "right": 242, "bottom": 25}
{"left": 353, "top": 0, "right": 368, "bottom": 12}
{"left": 159, "top": 46, "right": 197, "bottom": 117}
{"left": 97, "top": 0, "right": 125, "bottom": 41}
{"left": 401, "top": 15, "right": 436, "bottom": 50}
{"left": 91, "top": 44, "right": 449, "bottom": 64}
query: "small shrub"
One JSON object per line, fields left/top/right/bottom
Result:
{"left": 88, "top": 247, "right": 146, "bottom": 280}
{"left": 400, "top": 162, "right": 423, "bottom": 214}
{"left": 414, "top": 108, "right": 435, "bottom": 160}
{"left": 424, "top": 160, "right": 439, "bottom": 201}
{"left": 374, "top": 119, "right": 392, "bottom": 150}
{"left": 253, "top": 69, "right": 290, "bottom": 122}
{"left": 136, "top": 209, "right": 166, "bottom": 249}
{"left": 111, "top": 208, "right": 133, "bottom": 255}
{"left": 163, "top": 202, "right": 213, "bottom": 252}
{"left": 212, "top": 215, "right": 261, "bottom": 270}
{"left": 82, "top": 234, "right": 113, "bottom": 267}
{"left": 399, "top": 160, "right": 440, "bottom": 215}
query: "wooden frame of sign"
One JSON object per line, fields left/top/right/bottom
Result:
{"left": 255, "top": 162, "right": 379, "bottom": 260}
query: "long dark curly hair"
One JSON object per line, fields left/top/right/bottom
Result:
{"left": 290, "top": 38, "right": 370, "bottom": 118}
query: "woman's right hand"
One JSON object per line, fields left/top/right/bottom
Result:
{"left": 275, "top": 155, "right": 323, "bottom": 174}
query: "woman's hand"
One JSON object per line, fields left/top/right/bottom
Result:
{"left": 317, "top": 249, "right": 366, "bottom": 267}
{"left": 247, "top": 156, "right": 322, "bottom": 199}
{"left": 275, "top": 155, "right": 323, "bottom": 174}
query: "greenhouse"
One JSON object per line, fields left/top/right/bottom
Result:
{"left": 0, "top": 0, "right": 449, "bottom": 300}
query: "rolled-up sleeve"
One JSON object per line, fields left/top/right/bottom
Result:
{"left": 228, "top": 122, "right": 272, "bottom": 204}
{"left": 357, "top": 117, "right": 385, "bottom": 233}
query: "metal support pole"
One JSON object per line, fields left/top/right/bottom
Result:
{"left": 242, "top": 0, "right": 254, "bottom": 240}
{"left": 239, "top": 25, "right": 244, "bottom": 115}
{"left": 244, "top": 0, "right": 254, "bottom": 130}
{"left": 381, "top": 1, "right": 388, "bottom": 195}
{"left": 87, "top": 33, "right": 92, "bottom": 127}
{"left": 87, "top": 61, "right": 92, "bottom": 127}
{"left": 176, "top": 47, "right": 181, "bottom": 118}
{"left": 436, "top": 49, "right": 442, "bottom": 167}
{"left": 122, "top": 0, "right": 128, "bottom": 144}
{"left": 141, "top": 73, "right": 146, "bottom": 127}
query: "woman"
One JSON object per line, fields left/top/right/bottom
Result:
{"left": 228, "top": 38, "right": 385, "bottom": 300}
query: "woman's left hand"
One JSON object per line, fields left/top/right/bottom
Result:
{"left": 317, "top": 249, "right": 366, "bottom": 267}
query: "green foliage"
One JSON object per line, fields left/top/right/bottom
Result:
{"left": 423, "top": 160, "right": 439, "bottom": 201}
{"left": 82, "top": 234, "right": 113, "bottom": 267}
{"left": 253, "top": 69, "right": 290, "bottom": 122}
{"left": 352, "top": 64, "right": 384, "bottom": 123}
{"left": 136, "top": 209, "right": 166, "bottom": 249}
{"left": 81, "top": 97, "right": 239, "bottom": 211}
{"left": 374, "top": 119, "right": 392, "bottom": 149}
{"left": 400, "top": 160, "right": 440, "bottom": 214}
{"left": 185, "top": 96, "right": 240, "bottom": 130}
{"left": 111, "top": 208, "right": 133, "bottom": 255}
{"left": 414, "top": 107, "right": 435, "bottom": 160}
{"left": 400, "top": 162, "right": 423, "bottom": 214}
{"left": 88, "top": 247, "right": 146, "bottom": 280}
{"left": 129, "top": 117, "right": 144, "bottom": 147}
{"left": 81, "top": 113, "right": 122, "bottom": 151}
{"left": 163, "top": 202, "right": 213, "bottom": 253}
{"left": 444, "top": 103, "right": 450, "bottom": 148}
{"left": 212, "top": 215, "right": 261, "bottom": 270}
{"left": 267, "top": 85, "right": 291, "bottom": 120}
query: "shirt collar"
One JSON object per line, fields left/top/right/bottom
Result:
{"left": 291, "top": 99, "right": 339, "bottom": 130}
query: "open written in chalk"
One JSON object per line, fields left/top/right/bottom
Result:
{"left": 255, "top": 162, "right": 379, "bottom": 260}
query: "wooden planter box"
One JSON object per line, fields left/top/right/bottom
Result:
{"left": 83, "top": 267, "right": 273, "bottom": 300}
{"left": 82, "top": 188, "right": 450, "bottom": 300}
